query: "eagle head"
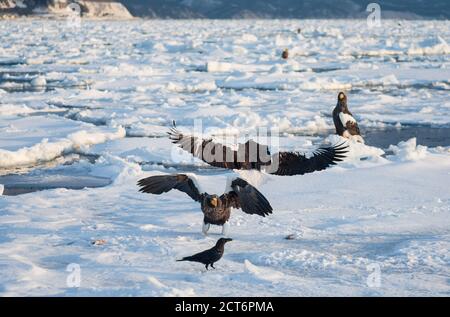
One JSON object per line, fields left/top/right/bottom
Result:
{"left": 337, "top": 92, "right": 347, "bottom": 109}
{"left": 207, "top": 195, "right": 219, "bottom": 208}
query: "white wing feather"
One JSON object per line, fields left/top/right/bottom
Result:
{"left": 339, "top": 112, "right": 357, "bottom": 126}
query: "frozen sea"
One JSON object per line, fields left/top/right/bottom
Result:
{"left": 0, "top": 19, "right": 449, "bottom": 296}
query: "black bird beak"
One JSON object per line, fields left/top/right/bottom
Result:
{"left": 217, "top": 238, "right": 232, "bottom": 247}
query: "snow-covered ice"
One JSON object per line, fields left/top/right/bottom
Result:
{"left": 0, "top": 19, "right": 449, "bottom": 296}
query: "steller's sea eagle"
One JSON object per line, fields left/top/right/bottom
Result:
{"left": 168, "top": 123, "right": 348, "bottom": 176}
{"left": 137, "top": 174, "right": 272, "bottom": 235}
{"left": 177, "top": 238, "right": 232, "bottom": 270}
{"left": 332, "top": 92, "right": 364, "bottom": 143}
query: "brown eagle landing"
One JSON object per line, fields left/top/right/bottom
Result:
{"left": 137, "top": 174, "right": 273, "bottom": 235}
{"left": 332, "top": 92, "right": 364, "bottom": 143}
{"left": 168, "top": 123, "right": 348, "bottom": 176}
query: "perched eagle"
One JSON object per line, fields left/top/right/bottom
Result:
{"left": 177, "top": 238, "right": 232, "bottom": 270}
{"left": 137, "top": 174, "right": 272, "bottom": 235}
{"left": 332, "top": 92, "right": 364, "bottom": 143}
{"left": 168, "top": 123, "right": 348, "bottom": 176}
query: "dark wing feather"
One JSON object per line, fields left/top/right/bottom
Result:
{"left": 177, "top": 247, "right": 221, "bottom": 264}
{"left": 177, "top": 249, "right": 211, "bottom": 263}
{"left": 224, "top": 178, "right": 273, "bottom": 217}
{"left": 168, "top": 123, "right": 347, "bottom": 175}
{"left": 269, "top": 142, "right": 348, "bottom": 176}
{"left": 332, "top": 106, "right": 345, "bottom": 135}
{"left": 137, "top": 174, "right": 202, "bottom": 202}
{"left": 168, "top": 125, "right": 271, "bottom": 170}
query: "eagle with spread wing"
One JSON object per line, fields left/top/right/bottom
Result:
{"left": 137, "top": 174, "right": 272, "bottom": 235}
{"left": 168, "top": 123, "right": 348, "bottom": 176}
{"left": 332, "top": 92, "right": 364, "bottom": 143}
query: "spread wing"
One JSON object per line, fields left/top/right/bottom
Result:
{"left": 137, "top": 174, "right": 202, "bottom": 202}
{"left": 168, "top": 124, "right": 271, "bottom": 170}
{"left": 168, "top": 123, "right": 348, "bottom": 175}
{"left": 267, "top": 142, "right": 348, "bottom": 176}
{"left": 222, "top": 178, "right": 273, "bottom": 217}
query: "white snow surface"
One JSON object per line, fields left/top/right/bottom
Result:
{"left": 0, "top": 125, "right": 125, "bottom": 169}
{"left": 0, "top": 19, "right": 449, "bottom": 296}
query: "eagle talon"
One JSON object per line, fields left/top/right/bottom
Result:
{"left": 221, "top": 222, "right": 230, "bottom": 236}
{"left": 202, "top": 222, "right": 210, "bottom": 235}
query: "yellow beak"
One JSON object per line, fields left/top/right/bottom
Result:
{"left": 211, "top": 197, "right": 218, "bottom": 207}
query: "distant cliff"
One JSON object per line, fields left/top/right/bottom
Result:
{"left": 0, "top": 0, "right": 133, "bottom": 19}
{"left": 1, "top": 0, "right": 449, "bottom": 19}
{"left": 120, "top": 0, "right": 449, "bottom": 19}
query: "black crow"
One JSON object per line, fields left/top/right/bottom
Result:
{"left": 177, "top": 238, "right": 232, "bottom": 270}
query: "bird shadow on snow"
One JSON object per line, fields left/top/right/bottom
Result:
{"left": 226, "top": 251, "right": 264, "bottom": 264}
{"left": 274, "top": 232, "right": 445, "bottom": 275}
{"left": 217, "top": 231, "right": 448, "bottom": 285}
{"left": 0, "top": 232, "right": 14, "bottom": 244}
{"left": 309, "top": 217, "right": 358, "bottom": 230}
{"left": 147, "top": 229, "right": 209, "bottom": 240}
{"left": 331, "top": 232, "right": 439, "bottom": 257}
{"left": 163, "top": 269, "right": 207, "bottom": 282}
{"left": 37, "top": 254, "right": 83, "bottom": 270}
